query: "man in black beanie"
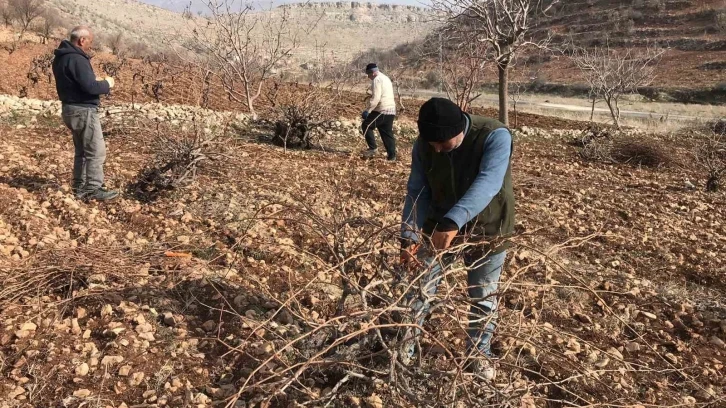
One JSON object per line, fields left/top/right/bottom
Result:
{"left": 399, "top": 97, "right": 514, "bottom": 380}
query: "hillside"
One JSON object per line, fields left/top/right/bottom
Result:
{"left": 366, "top": 0, "right": 725, "bottom": 97}
{"left": 541, "top": 0, "right": 726, "bottom": 89}
{"left": 46, "top": 0, "right": 436, "bottom": 65}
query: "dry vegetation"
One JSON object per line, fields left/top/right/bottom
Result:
{"left": 0, "top": 1, "right": 725, "bottom": 406}
{"left": 0, "top": 99, "right": 724, "bottom": 406}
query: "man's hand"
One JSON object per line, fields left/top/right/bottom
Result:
{"left": 104, "top": 77, "right": 115, "bottom": 88}
{"left": 432, "top": 230, "right": 457, "bottom": 250}
{"left": 400, "top": 243, "right": 420, "bottom": 268}
{"left": 431, "top": 218, "right": 459, "bottom": 250}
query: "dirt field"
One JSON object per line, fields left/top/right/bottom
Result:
{"left": 1, "top": 32, "right": 725, "bottom": 406}
{"left": 0, "top": 100, "right": 724, "bottom": 406}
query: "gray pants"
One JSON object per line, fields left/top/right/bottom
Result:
{"left": 409, "top": 249, "right": 507, "bottom": 354}
{"left": 62, "top": 105, "right": 106, "bottom": 191}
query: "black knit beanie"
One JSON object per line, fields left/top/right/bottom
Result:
{"left": 417, "top": 98, "right": 467, "bottom": 143}
{"left": 365, "top": 63, "right": 378, "bottom": 73}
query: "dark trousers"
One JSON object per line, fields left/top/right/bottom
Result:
{"left": 362, "top": 112, "right": 396, "bottom": 159}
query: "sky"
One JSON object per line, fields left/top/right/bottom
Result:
{"left": 138, "top": 0, "right": 430, "bottom": 15}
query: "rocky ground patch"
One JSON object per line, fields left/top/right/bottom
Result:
{"left": 0, "top": 105, "right": 724, "bottom": 407}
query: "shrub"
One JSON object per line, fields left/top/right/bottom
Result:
{"left": 579, "top": 130, "right": 671, "bottom": 168}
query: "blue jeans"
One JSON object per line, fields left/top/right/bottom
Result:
{"left": 407, "top": 250, "right": 507, "bottom": 354}
{"left": 62, "top": 105, "right": 106, "bottom": 191}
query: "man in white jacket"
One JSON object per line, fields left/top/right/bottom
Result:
{"left": 362, "top": 63, "right": 397, "bottom": 161}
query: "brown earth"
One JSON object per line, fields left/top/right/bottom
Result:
{"left": 0, "top": 102, "right": 724, "bottom": 406}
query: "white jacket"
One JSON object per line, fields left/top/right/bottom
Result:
{"left": 367, "top": 72, "right": 396, "bottom": 114}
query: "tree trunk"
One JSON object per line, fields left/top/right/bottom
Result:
{"left": 590, "top": 97, "right": 596, "bottom": 122}
{"left": 605, "top": 96, "right": 620, "bottom": 129}
{"left": 244, "top": 81, "right": 257, "bottom": 120}
{"left": 498, "top": 63, "right": 509, "bottom": 126}
{"left": 513, "top": 101, "right": 518, "bottom": 128}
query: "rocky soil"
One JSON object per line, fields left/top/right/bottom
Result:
{"left": 0, "top": 98, "right": 724, "bottom": 407}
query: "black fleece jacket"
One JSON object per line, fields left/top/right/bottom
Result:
{"left": 52, "top": 40, "right": 110, "bottom": 107}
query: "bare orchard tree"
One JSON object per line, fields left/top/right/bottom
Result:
{"left": 35, "top": 7, "right": 60, "bottom": 44}
{"left": 267, "top": 48, "right": 354, "bottom": 152}
{"left": 107, "top": 32, "right": 125, "bottom": 56}
{"left": 9, "top": 0, "right": 44, "bottom": 38}
{"left": 430, "top": 0, "right": 559, "bottom": 126}
{"left": 1, "top": 1, "right": 14, "bottom": 26}
{"left": 508, "top": 63, "right": 539, "bottom": 128}
{"left": 418, "top": 27, "right": 490, "bottom": 112}
{"left": 570, "top": 42, "right": 664, "bottom": 129}
{"left": 185, "top": 0, "right": 311, "bottom": 119}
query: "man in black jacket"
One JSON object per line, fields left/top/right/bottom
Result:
{"left": 52, "top": 26, "right": 117, "bottom": 200}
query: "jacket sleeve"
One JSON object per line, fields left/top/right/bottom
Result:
{"left": 401, "top": 140, "right": 431, "bottom": 244}
{"left": 68, "top": 55, "right": 110, "bottom": 96}
{"left": 444, "top": 128, "right": 512, "bottom": 229}
{"left": 367, "top": 77, "right": 381, "bottom": 112}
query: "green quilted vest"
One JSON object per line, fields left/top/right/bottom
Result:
{"left": 420, "top": 114, "right": 515, "bottom": 248}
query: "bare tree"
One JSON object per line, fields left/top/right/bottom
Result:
{"left": 430, "top": 0, "right": 559, "bottom": 126}
{"left": 0, "top": 0, "right": 14, "bottom": 26}
{"left": 183, "top": 0, "right": 314, "bottom": 119}
{"left": 570, "top": 42, "right": 664, "bottom": 129}
{"left": 107, "top": 31, "right": 125, "bottom": 56}
{"left": 35, "top": 7, "right": 60, "bottom": 44}
{"left": 508, "top": 64, "right": 539, "bottom": 128}
{"left": 268, "top": 47, "right": 354, "bottom": 152}
{"left": 421, "top": 27, "right": 489, "bottom": 112}
{"left": 9, "top": 0, "right": 44, "bottom": 38}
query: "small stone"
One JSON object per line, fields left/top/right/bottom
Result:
{"left": 595, "top": 357, "right": 610, "bottom": 368}
{"left": 129, "top": 372, "right": 145, "bottom": 386}
{"left": 640, "top": 311, "right": 657, "bottom": 320}
{"left": 709, "top": 336, "right": 725, "bottom": 348}
{"left": 19, "top": 322, "right": 37, "bottom": 331}
{"left": 71, "top": 318, "right": 82, "bottom": 335}
{"left": 277, "top": 310, "right": 294, "bottom": 325}
{"left": 163, "top": 312, "right": 176, "bottom": 327}
{"left": 682, "top": 396, "right": 696, "bottom": 405}
{"left": 73, "top": 389, "right": 91, "bottom": 398}
{"left": 364, "top": 394, "right": 384, "bottom": 408}
{"left": 119, "top": 365, "right": 132, "bottom": 376}
{"left": 665, "top": 353, "right": 678, "bottom": 364}
{"left": 202, "top": 320, "right": 217, "bottom": 332}
{"left": 139, "top": 332, "right": 155, "bottom": 341}
{"left": 8, "top": 386, "right": 25, "bottom": 399}
{"left": 75, "top": 363, "right": 89, "bottom": 376}
{"left": 14, "top": 330, "right": 30, "bottom": 339}
{"left": 101, "top": 355, "right": 124, "bottom": 366}
{"left": 607, "top": 347, "right": 624, "bottom": 360}
{"left": 625, "top": 342, "right": 640, "bottom": 353}
{"left": 82, "top": 329, "right": 91, "bottom": 339}
{"left": 574, "top": 312, "right": 592, "bottom": 325}
{"left": 101, "top": 304, "right": 113, "bottom": 317}
{"left": 135, "top": 323, "right": 154, "bottom": 334}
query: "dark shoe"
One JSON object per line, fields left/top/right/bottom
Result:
{"left": 84, "top": 188, "right": 119, "bottom": 201}
{"left": 72, "top": 186, "right": 86, "bottom": 199}
{"left": 362, "top": 149, "right": 377, "bottom": 158}
{"left": 387, "top": 156, "right": 397, "bottom": 162}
